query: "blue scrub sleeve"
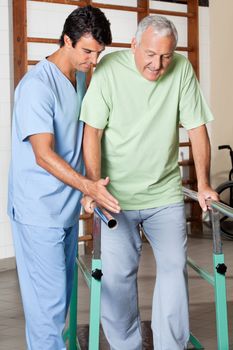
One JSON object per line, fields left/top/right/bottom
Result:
{"left": 15, "top": 78, "right": 55, "bottom": 141}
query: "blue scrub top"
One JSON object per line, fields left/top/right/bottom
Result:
{"left": 8, "top": 59, "right": 85, "bottom": 228}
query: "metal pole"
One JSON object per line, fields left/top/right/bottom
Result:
{"left": 211, "top": 209, "right": 229, "bottom": 349}
{"left": 69, "top": 262, "right": 79, "bottom": 350}
{"left": 183, "top": 187, "right": 230, "bottom": 349}
{"left": 210, "top": 209, "right": 222, "bottom": 255}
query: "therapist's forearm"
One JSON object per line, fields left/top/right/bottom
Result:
{"left": 35, "top": 146, "right": 91, "bottom": 192}
{"left": 29, "top": 133, "right": 120, "bottom": 212}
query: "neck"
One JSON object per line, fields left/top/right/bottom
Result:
{"left": 47, "top": 48, "right": 76, "bottom": 87}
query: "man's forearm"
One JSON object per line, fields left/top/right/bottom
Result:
{"left": 188, "top": 124, "right": 219, "bottom": 211}
{"left": 83, "top": 124, "right": 103, "bottom": 181}
{"left": 188, "top": 124, "right": 210, "bottom": 189}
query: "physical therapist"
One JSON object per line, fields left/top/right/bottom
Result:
{"left": 8, "top": 6, "right": 119, "bottom": 350}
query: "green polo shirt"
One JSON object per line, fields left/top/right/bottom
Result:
{"left": 80, "top": 50, "right": 213, "bottom": 210}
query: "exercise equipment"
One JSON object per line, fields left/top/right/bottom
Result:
{"left": 63, "top": 208, "right": 117, "bottom": 350}
{"left": 65, "top": 190, "right": 232, "bottom": 349}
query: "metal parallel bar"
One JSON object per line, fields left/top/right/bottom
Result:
{"left": 210, "top": 201, "right": 233, "bottom": 220}
{"left": 210, "top": 209, "right": 223, "bottom": 254}
{"left": 183, "top": 186, "right": 233, "bottom": 220}
{"left": 69, "top": 261, "right": 78, "bottom": 350}
{"left": 88, "top": 259, "right": 102, "bottom": 350}
{"left": 63, "top": 328, "right": 69, "bottom": 342}
{"left": 213, "top": 254, "right": 229, "bottom": 350}
{"left": 189, "top": 333, "right": 204, "bottom": 349}
{"left": 63, "top": 329, "right": 81, "bottom": 349}
{"left": 183, "top": 186, "right": 198, "bottom": 201}
{"left": 187, "top": 257, "right": 214, "bottom": 286}
{"left": 184, "top": 187, "right": 229, "bottom": 348}
{"left": 77, "top": 257, "right": 91, "bottom": 289}
{"left": 93, "top": 212, "right": 101, "bottom": 260}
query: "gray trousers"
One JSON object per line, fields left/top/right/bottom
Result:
{"left": 101, "top": 202, "right": 189, "bottom": 350}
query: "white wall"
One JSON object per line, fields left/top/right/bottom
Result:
{"left": 0, "top": 0, "right": 14, "bottom": 259}
{"left": 209, "top": 1, "right": 233, "bottom": 188}
{"left": 0, "top": 1, "right": 211, "bottom": 260}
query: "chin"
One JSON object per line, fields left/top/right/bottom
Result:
{"left": 78, "top": 67, "right": 89, "bottom": 73}
{"left": 77, "top": 64, "right": 91, "bottom": 72}
{"left": 145, "top": 74, "right": 160, "bottom": 82}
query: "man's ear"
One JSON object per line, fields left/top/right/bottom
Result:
{"left": 131, "top": 37, "right": 137, "bottom": 53}
{"left": 64, "top": 34, "right": 72, "bottom": 48}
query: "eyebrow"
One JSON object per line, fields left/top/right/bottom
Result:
{"left": 82, "top": 47, "right": 105, "bottom": 54}
{"left": 145, "top": 49, "right": 173, "bottom": 55}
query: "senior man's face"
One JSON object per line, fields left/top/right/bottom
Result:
{"left": 131, "top": 26, "right": 175, "bottom": 81}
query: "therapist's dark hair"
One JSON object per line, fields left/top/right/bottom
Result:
{"left": 59, "top": 5, "right": 112, "bottom": 47}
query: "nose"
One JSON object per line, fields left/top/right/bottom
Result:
{"left": 90, "top": 52, "right": 98, "bottom": 65}
{"left": 152, "top": 55, "right": 162, "bottom": 70}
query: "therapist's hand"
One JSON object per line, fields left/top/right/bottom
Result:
{"left": 84, "top": 176, "right": 121, "bottom": 214}
{"left": 81, "top": 196, "right": 96, "bottom": 214}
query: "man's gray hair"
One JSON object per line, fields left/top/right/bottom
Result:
{"left": 135, "top": 15, "right": 178, "bottom": 48}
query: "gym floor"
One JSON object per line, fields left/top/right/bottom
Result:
{"left": 1, "top": 225, "right": 233, "bottom": 350}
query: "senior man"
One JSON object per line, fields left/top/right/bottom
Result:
{"left": 81, "top": 15, "right": 218, "bottom": 350}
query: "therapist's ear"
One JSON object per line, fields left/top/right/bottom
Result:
{"left": 64, "top": 35, "right": 72, "bottom": 49}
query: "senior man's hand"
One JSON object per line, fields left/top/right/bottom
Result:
{"left": 197, "top": 184, "right": 219, "bottom": 212}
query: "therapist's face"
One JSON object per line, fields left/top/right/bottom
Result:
{"left": 64, "top": 34, "right": 105, "bottom": 72}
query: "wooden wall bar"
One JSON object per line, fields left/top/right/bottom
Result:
{"left": 30, "top": 0, "right": 87, "bottom": 6}
{"left": 150, "top": 8, "right": 192, "bottom": 17}
{"left": 13, "top": 0, "right": 28, "bottom": 88}
{"left": 188, "top": 0, "right": 199, "bottom": 77}
{"left": 187, "top": 0, "right": 201, "bottom": 223}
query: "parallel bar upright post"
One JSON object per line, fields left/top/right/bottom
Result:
{"left": 88, "top": 212, "right": 102, "bottom": 350}
{"left": 69, "top": 261, "right": 78, "bottom": 350}
{"left": 211, "top": 209, "right": 229, "bottom": 350}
